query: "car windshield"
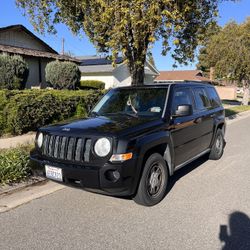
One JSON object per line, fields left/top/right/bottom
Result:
{"left": 92, "top": 87, "right": 168, "bottom": 118}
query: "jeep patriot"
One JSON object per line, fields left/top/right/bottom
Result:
{"left": 31, "top": 82, "right": 226, "bottom": 206}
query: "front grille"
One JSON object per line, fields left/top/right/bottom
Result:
{"left": 42, "top": 134, "right": 92, "bottom": 163}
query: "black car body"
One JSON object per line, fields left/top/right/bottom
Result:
{"left": 31, "top": 82, "right": 226, "bottom": 206}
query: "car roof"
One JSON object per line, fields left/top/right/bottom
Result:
{"left": 116, "top": 81, "right": 213, "bottom": 90}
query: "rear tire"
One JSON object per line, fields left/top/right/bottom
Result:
{"left": 209, "top": 129, "right": 225, "bottom": 160}
{"left": 133, "top": 153, "right": 168, "bottom": 206}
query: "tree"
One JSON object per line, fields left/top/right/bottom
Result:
{"left": 0, "top": 53, "right": 29, "bottom": 90}
{"left": 198, "top": 18, "right": 250, "bottom": 105}
{"left": 17, "top": 0, "right": 225, "bottom": 85}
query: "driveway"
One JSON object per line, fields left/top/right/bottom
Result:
{"left": 0, "top": 116, "right": 250, "bottom": 250}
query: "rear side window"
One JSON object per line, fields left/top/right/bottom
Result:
{"left": 206, "top": 87, "right": 221, "bottom": 108}
{"left": 172, "top": 88, "right": 193, "bottom": 112}
{"left": 193, "top": 87, "right": 211, "bottom": 111}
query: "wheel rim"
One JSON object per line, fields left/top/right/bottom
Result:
{"left": 215, "top": 134, "right": 223, "bottom": 155}
{"left": 147, "top": 162, "right": 165, "bottom": 198}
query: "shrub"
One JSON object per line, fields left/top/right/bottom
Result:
{"left": 0, "top": 145, "right": 32, "bottom": 184}
{"left": 0, "top": 89, "right": 103, "bottom": 135}
{"left": 79, "top": 80, "right": 105, "bottom": 90}
{"left": 0, "top": 53, "right": 29, "bottom": 90}
{"left": 45, "top": 60, "right": 81, "bottom": 89}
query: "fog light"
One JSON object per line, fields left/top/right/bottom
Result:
{"left": 105, "top": 170, "right": 120, "bottom": 182}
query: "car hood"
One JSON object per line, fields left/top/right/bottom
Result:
{"left": 40, "top": 115, "right": 165, "bottom": 138}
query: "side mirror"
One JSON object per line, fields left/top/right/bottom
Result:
{"left": 173, "top": 104, "right": 193, "bottom": 117}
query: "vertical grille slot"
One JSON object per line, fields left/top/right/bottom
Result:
{"left": 59, "top": 137, "right": 67, "bottom": 159}
{"left": 75, "top": 138, "right": 83, "bottom": 161}
{"left": 43, "top": 134, "right": 49, "bottom": 155}
{"left": 53, "top": 136, "right": 60, "bottom": 158}
{"left": 67, "top": 137, "right": 75, "bottom": 160}
{"left": 84, "top": 139, "right": 92, "bottom": 162}
{"left": 48, "top": 135, "right": 55, "bottom": 156}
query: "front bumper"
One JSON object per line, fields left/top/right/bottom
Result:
{"left": 30, "top": 153, "right": 139, "bottom": 196}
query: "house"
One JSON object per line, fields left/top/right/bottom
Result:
{"left": 154, "top": 70, "right": 212, "bottom": 84}
{"left": 0, "top": 24, "right": 79, "bottom": 88}
{"left": 78, "top": 56, "right": 159, "bottom": 89}
{"left": 155, "top": 70, "right": 237, "bottom": 100}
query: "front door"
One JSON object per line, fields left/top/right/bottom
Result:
{"left": 170, "top": 87, "right": 199, "bottom": 166}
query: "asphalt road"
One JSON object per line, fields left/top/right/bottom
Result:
{"left": 1, "top": 116, "right": 250, "bottom": 250}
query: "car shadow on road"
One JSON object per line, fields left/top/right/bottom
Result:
{"left": 165, "top": 154, "right": 209, "bottom": 196}
{"left": 116, "top": 155, "right": 209, "bottom": 201}
{"left": 219, "top": 211, "right": 250, "bottom": 250}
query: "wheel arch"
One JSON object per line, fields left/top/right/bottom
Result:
{"left": 132, "top": 131, "right": 175, "bottom": 195}
{"left": 210, "top": 121, "right": 226, "bottom": 148}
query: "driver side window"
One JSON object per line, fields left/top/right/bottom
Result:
{"left": 172, "top": 88, "right": 194, "bottom": 114}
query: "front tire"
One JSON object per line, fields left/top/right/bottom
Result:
{"left": 209, "top": 129, "right": 225, "bottom": 160}
{"left": 133, "top": 153, "right": 168, "bottom": 206}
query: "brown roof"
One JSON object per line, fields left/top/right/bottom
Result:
{"left": 155, "top": 70, "right": 211, "bottom": 82}
{"left": 0, "top": 44, "right": 80, "bottom": 63}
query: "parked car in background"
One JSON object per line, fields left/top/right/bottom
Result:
{"left": 237, "top": 87, "right": 244, "bottom": 95}
{"left": 31, "top": 82, "right": 226, "bottom": 206}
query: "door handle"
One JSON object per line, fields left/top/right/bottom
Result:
{"left": 210, "top": 113, "right": 216, "bottom": 118}
{"left": 194, "top": 117, "right": 202, "bottom": 124}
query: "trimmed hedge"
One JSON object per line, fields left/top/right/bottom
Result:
{"left": 0, "top": 145, "right": 32, "bottom": 184}
{"left": 0, "top": 53, "right": 29, "bottom": 90}
{"left": 45, "top": 60, "right": 81, "bottom": 89}
{"left": 0, "top": 89, "right": 103, "bottom": 135}
{"left": 79, "top": 80, "right": 105, "bottom": 90}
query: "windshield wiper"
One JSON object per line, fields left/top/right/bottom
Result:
{"left": 102, "top": 112, "right": 137, "bottom": 118}
{"left": 90, "top": 111, "right": 100, "bottom": 117}
{"left": 115, "top": 111, "right": 137, "bottom": 118}
{"left": 122, "top": 112, "right": 137, "bottom": 118}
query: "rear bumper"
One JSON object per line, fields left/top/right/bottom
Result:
{"left": 30, "top": 153, "right": 139, "bottom": 196}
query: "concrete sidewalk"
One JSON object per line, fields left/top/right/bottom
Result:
{"left": 0, "top": 132, "right": 35, "bottom": 149}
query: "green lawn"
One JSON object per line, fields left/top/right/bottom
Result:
{"left": 225, "top": 105, "right": 250, "bottom": 117}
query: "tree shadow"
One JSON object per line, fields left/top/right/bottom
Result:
{"left": 219, "top": 211, "right": 250, "bottom": 250}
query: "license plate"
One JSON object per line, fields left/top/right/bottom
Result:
{"left": 45, "top": 165, "right": 63, "bottom": 182}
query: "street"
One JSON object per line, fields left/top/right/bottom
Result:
{"left": 0, "top": 116, "right": 250, "bottom": 250}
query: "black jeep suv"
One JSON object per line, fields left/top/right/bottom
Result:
{"left": 31, "top": 82, "right": 226, "bottom": 206}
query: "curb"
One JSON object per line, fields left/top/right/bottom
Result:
{"left": 0, "top": 181, "right": 64, "bottom": 213}
{"left": 0, "top": 178, "right": 47, "bottom": 198}
{"left": 226, "top": 110, "right": 250, "bottom": 124}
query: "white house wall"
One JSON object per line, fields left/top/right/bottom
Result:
{"left": 81, "top": 73, "right": 114, "bottom": 89}
{"left": 144, "top": 74, "right": 156, "bottom": 84}
{"left": 80, "top": 62, "right": 159, "bottom": 89}
{"left": 114, "top": 63, "right": 157, "bottom": 86}
{"left": 113, "top": 64, "right": 131, "bottom": 87}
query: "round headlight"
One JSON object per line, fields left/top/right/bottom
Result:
{"left": 94, "top": 138, "right": 111, "bottom": 157}
{"left": 37, "top": 132, "right": 43, "bottom": 148}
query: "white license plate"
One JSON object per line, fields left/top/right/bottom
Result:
{"left": 45, "top": 165, "right": 63, "bottom": 182}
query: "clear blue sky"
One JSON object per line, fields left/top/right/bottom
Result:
{"left": 0, "top": 0, "right": 249, "bottom": 70}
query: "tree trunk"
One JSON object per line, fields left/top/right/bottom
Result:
{"left": 131, "top": 64, "right": 145, "bottom": 86}
{"left": 242, "top": 80, "right": 249, "bottom": 106}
